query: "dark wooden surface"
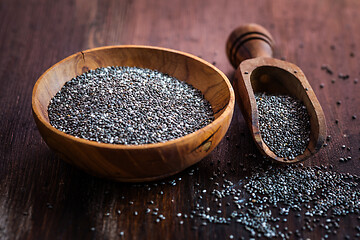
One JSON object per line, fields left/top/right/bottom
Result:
{"left": 1, "top": 0, "right": 359, "bottom": 239}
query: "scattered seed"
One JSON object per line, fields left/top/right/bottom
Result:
{"left": 186, "top": 165, "right": 360, "bottom": 239}
{"left": 321, "top": 65, "right": 333, "bottom": 75}
{"left": 338, "top": 73, "right": 349, "bottom": 80}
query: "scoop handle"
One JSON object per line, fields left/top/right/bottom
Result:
{"left": 226, "top": 23, "right": 274, "bottom": 69}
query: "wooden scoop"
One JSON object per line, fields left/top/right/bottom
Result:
{"left": 226, "top": 23, "right": 326, "bottom": 163}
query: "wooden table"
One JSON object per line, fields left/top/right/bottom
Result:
{"left": 1, "top": 0, "right": 359, "bottom": 239}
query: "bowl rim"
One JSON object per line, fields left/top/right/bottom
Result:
{"left": 32, "top": 45, "right": 235, "bottom": 150}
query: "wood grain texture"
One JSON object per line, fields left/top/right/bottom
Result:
{"left": 226, "top": 24, "right": 326, "bottom": 163}
{"left": 226, "top": 23, "right": 275, "bottom": 68}
{"left": 32, "top": 45, "right": 234, "bottom": 182}
{"left": 1, "top": 0, "right": 360, "bottom": 239}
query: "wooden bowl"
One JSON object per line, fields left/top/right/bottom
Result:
{"left": 32, "top": 45, "right": 235, "bottom": 182}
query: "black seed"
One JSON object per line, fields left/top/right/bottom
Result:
{"left": 48, "top": 66, "right": 214, "bottom": 145}
{"left": 321, "top": 65, "right": 333, "bottom": 75}
{"left": 338, "top": 73, "right": 349, "bottom": 79}
{"left": 255, "top": 93, "right": 310, "bottom": 158}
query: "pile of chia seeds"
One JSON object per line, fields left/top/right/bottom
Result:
{"left": 255, "top": 93, "right": 311, "bottom": 159}
{"left": 48, "top": 66, "right": 214, "bottom": 145}
{"left": 101, "top": 162, "right": 360, "bottom": 240}
{"left": 182, "top": 164, "right": 360, "bottom": 239}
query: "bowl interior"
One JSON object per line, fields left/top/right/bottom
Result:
{"left": 33, "top": 46, "right": 233, "bottom": 143}
{"left": 249, "top": 65, "right": 321, "bottom": 161}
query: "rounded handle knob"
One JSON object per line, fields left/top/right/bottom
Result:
{"left": 226, "top": 23, "right": 274, "bottom": 69}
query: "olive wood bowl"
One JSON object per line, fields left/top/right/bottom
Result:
{"left": 32, "top": 45, "right": 235, "bottom": 182}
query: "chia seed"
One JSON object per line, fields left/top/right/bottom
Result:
{"left": 338, "top": 73, "right": 349, "bottom": 80}
{"left": 321, "top": 64, "right": 333, "bottom": 75}
{"left": 255, "top": 93, "right": 311, "bottom": 158}
{"left": 48, "top": 66, "right": 214, "bottom": 145}
{"left": 185, "top": 164, "right": 360, "bottom": 239}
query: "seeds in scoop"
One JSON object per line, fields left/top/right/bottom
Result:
{"left": 48, "top": 66, "right": 214, "bottom": 145}
{"left": 255, "top": 93, "right": 311, "bottom": 158}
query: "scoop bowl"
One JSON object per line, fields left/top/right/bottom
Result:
{"left": 226, "top": 24, "right": 326, "bottom": 163}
